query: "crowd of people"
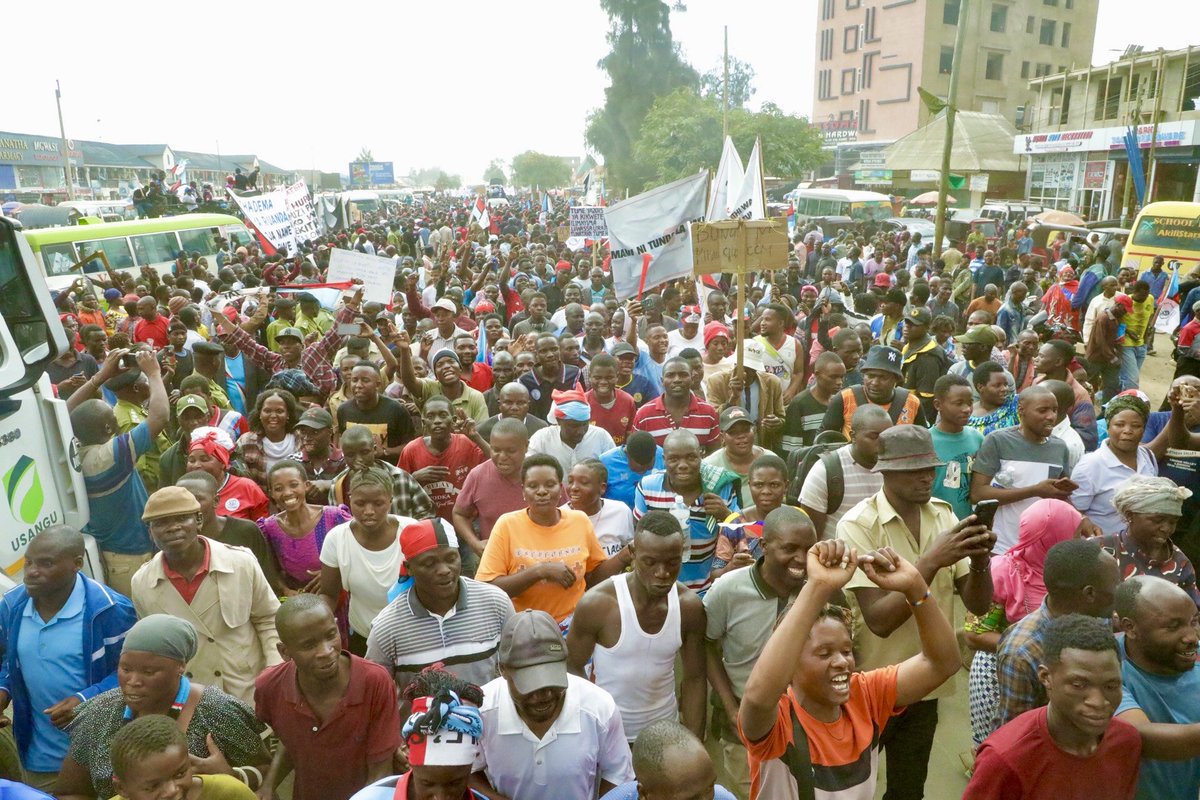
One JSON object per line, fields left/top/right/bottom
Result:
{"left": 10, "top": 196, "right": 1200, "bottom": 800}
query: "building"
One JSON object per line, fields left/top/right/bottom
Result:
{"left": 811, "top": 0, "right": 1097, "bottom": 145}
{"left": 1016, "top": 45, "right": 1200, "bottom": 220}
{"left": 0, "top": 130, "right": 295, "bottom": 203}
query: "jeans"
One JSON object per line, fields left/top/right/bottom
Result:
{"left": 1119, "top": 345, "right": 1146, "bottom": 390}
{"left": 1098, "top": 361, "right": 1121, "bottom": 405}
{"left": 878, "top": 698, "right": 940, "bottom": 800}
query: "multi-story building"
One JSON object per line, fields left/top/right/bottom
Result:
{"left": 1015, "top": 45, "right": 1200, "bottom": 220}
{"left": 811, "top": 0, "right": 1097, "bottom": 145}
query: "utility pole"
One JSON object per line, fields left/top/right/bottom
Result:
{"left": 54, "top": 80, "right": 76, "bottom": 200}
{"left": 1120, "top": 75, "right": 1146, "bottom": 227}
{"left": 933, "top": 0, "right": 969, "bottom": 259}
{"left": 722, "top": 26, "right": 730, "bottom": 138}
{"left": 1144, "top": 48, "right": 1165, "bottom": 205}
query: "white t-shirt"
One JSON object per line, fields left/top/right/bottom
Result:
{"left": 799, "top": 447, "right": 884, "bottom": 539}
{"left": 528, "top": 425, "right": 616, "bottom": 475}
{"left": 666, "top": 327, "right": 704, "bottom": 358}
{"left": 319, "top": 516, "right": 416, "bottom": 635}
{"left": 560, "top": 499, "right": 634, "bottom": 557}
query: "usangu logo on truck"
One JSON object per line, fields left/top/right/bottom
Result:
{"left": 4, "top": 455, "right": 58, "bottom": 550}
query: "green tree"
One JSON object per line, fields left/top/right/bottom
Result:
{"left": 585, "top": 0, "right": 698, "bottom": 194}
{"left": 433, "top": 171, "right": 461, "bottom": 191}
{"left": 700, "top": 57, "right": 757, "bottom": 108}
{"left": 356, "top": 147, "right": 373, "bottom": 162}
{"left": 510, "top": 151, "right": 573, "bottom": 189}
{"left": 633, "top": 90, "right": 825, "bottom": 185}
{"left": 483, "top": 159, "right": 507, "bottom": 185}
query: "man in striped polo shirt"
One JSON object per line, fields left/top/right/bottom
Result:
{"left": 365, "top": 517, "right": 515, "bottom": 710}
{"left": 634, "top": 430, "right": 741, "bottom": 597}
{"left": 632, "top": 357, "right": 721, "bottom": 453}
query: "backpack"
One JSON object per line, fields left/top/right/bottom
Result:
{"left": 786, "top": 430, "right": 848, "bottom": 512}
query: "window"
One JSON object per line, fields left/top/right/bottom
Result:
{"left": 1026, "top": 15, "right": 1035, "bottom": 33}
{"left": 178, "top": 227, "right": 220, "bottom": 258}
{"left": 990, "top": 3, "right": 1007, "bottom": 32}
{"left": 1060, "top": 86, "right": 1073, "bottom": 124}
{"left": 943, "top": 0, "right": 960, "bottom": 25}
{"left": 131, "top": 232, "right": 181, "bottom": 267}
{"left": 822, "top": 0, "right": 835, "bottom": 20}
{"left": 841, "top": 68, "right": 858, "bottom": 94}
{"left": 986, "top": 52, "right": 1004, "bottom": 80}
{"left": 77, "top": 238, "right": 134, "bottom": 271}
{"left": 39, "top": 243, "right": 79, "bottom": 276}
{"left": 1039, "top": 19, "right": 1056, "bottom": 45}
{"left": 864, "top": 6, "right": 880, "bottom": 41}
{"left": 981, "top": 99, "right": 1001, "bottom": 114}
{"left": 1061, "top": 22, "right": 1071, "bottom": 47}
{"left": 1043, "top": 0, "right": 1057, "bottom": 5}
{"left": 1065, "top": 0, "right": 1073, "bottom": 6}
{"left": 939, "top": 46, "right": 955, "bottom": 75}
{"left": 820, "top": 28, "right": 834, "bottom": 60}
{"left": 845, "top": 0, "right": 861, "bottom": 7}
{"left": 1094, "top": 76, "right": 1123, "bottom": 120}
{"left": 1036, "top": 62, "right": 1052, "bottom": 77}
{"left": 818, "top": 69, "right": 834, "bottom": 100}
{"left": 843, "top": 24, "right": 860, "bottom": 52}
{"left": 1021, "top": 61, "right": 1031, "bottom": 79}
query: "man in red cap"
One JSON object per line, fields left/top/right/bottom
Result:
{"left": 667, "top": 305, "right": 704, "bottom": 358}
{"left": 1086, "top": 292, "right": 1131, "bottom": 403}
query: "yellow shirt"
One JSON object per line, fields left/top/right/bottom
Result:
{"left": 836, "top": 490, "right": 969, "bottom": 700}
{"left": 476, "top": 508, "right": 606, "bottom": 624}
{"left": 111, "top": 774, "right": 256, "bottom": 800}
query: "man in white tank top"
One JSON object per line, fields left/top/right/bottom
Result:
{"left": 754, "top": 304, "right": 807, "bottom": 405}
{"left": 565, "top": 510, "right": 708, "bottom": 741}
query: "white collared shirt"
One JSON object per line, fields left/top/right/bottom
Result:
{"left": 475, "top": 673, "right": 634, "bottom": 800}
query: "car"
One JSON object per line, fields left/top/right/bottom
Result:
{"left": 879, "top": 218, "right": 951, "bottom": 250}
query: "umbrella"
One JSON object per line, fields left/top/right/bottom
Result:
{"left": 0, "top": 201, "right": 21, "bottom": 216}
{"left": 1034, "top": 209, "right": 1085, "bottom": 226}
{"left": 910, "top": 191, "right": 954, "bottom": 205}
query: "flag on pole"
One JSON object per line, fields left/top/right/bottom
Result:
{"left": 471, "top": 196, "right": 491, "bottom": 231}
{"left": 604, "top": 171, "right": 709, "bottom": 300}
{"left": 706, "top": 137, "right": 744, "bottom": 221}
{"left": 729, "top": 138, "right": 766, "bottom": 221}
{"left": 1124, "top": 127, "right": 1146, "bottom": 207}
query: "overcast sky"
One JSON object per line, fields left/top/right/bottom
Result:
{"left": 1, "top": 0, "right": 1191, "bottom": 181}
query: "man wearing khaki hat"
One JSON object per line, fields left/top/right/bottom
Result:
{"left": 130, "top": 486, "right": 282, "bottom": 704}
{"left": 836, "top": 426, "right": 995, "bottom": 800}
{"left": 473, "top": 610, "right": 634, "bottom": 800}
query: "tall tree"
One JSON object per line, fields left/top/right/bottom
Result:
{"left": 700, "top": 57, "right": 757, "bottom": 109}
{"left": 586, "top": 0, "right": 698, "bottom": 194}
{"left": 356, "top": 147, "right": 374, "bottom": 162}
{"left": 510, "top": 151, "right": 573, "bottom": 189}
{"left": 433, "top": 171, "right": 461, "bottom": 191}
{"left": 483, "top": 159, "right": 508, "bottom": 185}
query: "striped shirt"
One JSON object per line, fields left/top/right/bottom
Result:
{"left": 79, "top": 421, "right": 154, "bottom": 555}
{"left": 632, "top": 394, "right": 720, "bottom": 448}
{"left": 364, "top": 577, "right": 515, "bottom": 697}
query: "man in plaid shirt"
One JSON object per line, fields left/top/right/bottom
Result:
{"left": 992, "top": 538, "right": 1119, "bottom": 732}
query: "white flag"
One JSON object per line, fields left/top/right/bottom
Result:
{"left": 604, "top": 171, "right": 709, "bottom": 301}
{"left": 729, "top": 138, "right": 765, "bottom": 221}
{"left": 471, "top": 196, "right": 490, "bottom": 231}
{"left": 706, "top": 137, "right": 744, "bottom": 221}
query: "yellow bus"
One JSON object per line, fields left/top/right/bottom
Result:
{"left": 22, "top": 213, "right": 252, "bottom": 291}
{"left": 1124, "top": 201, "right": 1200, "bottom": 275}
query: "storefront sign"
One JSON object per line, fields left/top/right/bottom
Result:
{"left": 817, "top": 118, "right": 858, "bottom": 144}
{"left": 910, "top": 170, "right": 940, "bottom": 182}
{"left": 0, "top": 133, "right": 82, "bottom": 166}
{"left": 969, "top": 174, "right": 990, "bottom": 192}
{"left": 854, "top": 169, "right": 892, "bottom": 186}
{"left": 1015, "top": 120, "right": 1198, "bottom": 154}
{"left": 1082, "top": 161, "right": 1108, "bottom": 189}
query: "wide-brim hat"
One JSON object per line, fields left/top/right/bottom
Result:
{"left": 873, "top": 426, "right": 945, "bottom": 472}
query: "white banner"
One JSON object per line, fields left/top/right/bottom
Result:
{"left": 605, "top": 171, "right": 708, "bottom": 301}
{"left": 326, "top": 249, "right": 395, "bottom": 307}
{"left": 729, "top": 138, "right": 765, "bottom": 221}
{"left": 285, "top": 180, "right": 321, "bottom": 244}
{"left": 706, "top": 136, "right": 744, "bottom": 221}
{"left": 230, "top": 190, "right": 296, "bottom": 255}
{"left": 569, "top": 206, "right": 608, "bottom": 239}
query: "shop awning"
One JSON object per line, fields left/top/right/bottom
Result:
{"left": 1109, "top": 146, "right": 1200, "bottom": 163}
{"left": 864, "top": 111, "right": 1024, "bottom": 173}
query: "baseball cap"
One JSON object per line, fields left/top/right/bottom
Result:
{"left": 681, "top": 305, "right": 702, "bottom": 324}
{"left": 294, "top": 407, "right": 334, "bottom": 430}
{"left": 1113, "top": 293, "right": 1134, "bottom": 313}
{"left": 903, "top": 307, "right": 933, "bottom": 327}
{"left": 498, "top": 610, "right": 568, "bottom": 695}
{"left": 193, "top": 341, "right": 224, "bottom": 355}
{"left": 175, "top": 394, "right": 208, "bottom": 417}
{"left": 861, "top": 345, "right": 904, "bottom": 378}
{"left": 431, "top": 298, "right": 457, "bottom": 314}
{"left": 873, "top": 273, "right": 893, "bottom": 288}
{"left": 611, "top": 342, "right": 638, "bottom": 359}
{"left": 956, "top": 325, "right": 998, "bottom": 347}
{"left": 275, "top": 327, "right": 304, "bottom": 342}
{"left": 719, "top": 406, "right": 754, "bottom": 432}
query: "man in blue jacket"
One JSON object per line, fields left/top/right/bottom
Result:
{"left": 0, "top": 526, "right": 136, "bottom": 790}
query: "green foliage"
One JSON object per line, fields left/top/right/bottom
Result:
{"left": 433, "top": 171, "right": 461, "bottom": 191}
{"left": 510, "top": 151, "right": 573, "bottom": 189}
{"left": 700, "top": 57, "right": 757, "bottom": 108}
{"left": 483, "top": 159, "right": 507, "bottom": 185}
{"left": 633, "top": 90, "right": 826, "bottom": 184}
{"left": 356, "top": 147, "right": 373, "bottom": 162}
{"left": 585, "top": 0, "right": 698, "bottom": 194}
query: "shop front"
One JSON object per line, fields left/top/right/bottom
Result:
{"left": 0, "top": 132, "right": 83, "bottom": 203}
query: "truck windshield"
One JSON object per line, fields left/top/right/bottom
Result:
{"left": 0, "top": 218, "right": 60, "bottom": 395}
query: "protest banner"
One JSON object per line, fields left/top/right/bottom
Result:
{"left": 604, "top": 171, "right": 708, "bottom": 301}
{"left": 229, "top": 189, "right": 296, "bottom": 256}
{"left": 705, "top": 136, "right": 744, "bottom": 221}
{"left": 691, "top": 218, "right": 790, "bottom": 274}
{"left": 284, "top": 180, "right": 321, "bottom": 244}
{"left": 326, "top": 248, "right": 395, "bottom": 307}
{"left": 555, "top": 225, "right": 571, "bottom": 243}
{"left": 569, "top": 206, "right": 608, "bottom": 239}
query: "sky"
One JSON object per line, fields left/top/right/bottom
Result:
{"left": 0, "top": 0, "right": 1192, "bottom": 182}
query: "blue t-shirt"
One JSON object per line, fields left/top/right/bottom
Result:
{"left": 80, "top": 421, "right": 154, "bottom": 554}
{"left": 1142, "top": 411, "right": 1200, "bottom": 519}
{"left": 599, "top": 445, "right": 664, "bottom": 508}
{"left": 601, "top": 782, "right": 737, "bottom": 800}
{"left": 1117, "top": 638, "right": 1200, "bottom": 799}
{"left": 931, "top": 426, "right": 984, "bottom": 521}
{"left": 224, "top": 352, "right": 247, "bottom": 415}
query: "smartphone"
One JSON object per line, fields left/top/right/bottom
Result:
{"left": 972, "top": 499, "right": 1000, "bottom": 529}
{"left": 120, "top": 354, "right": 137, "bottom": 370}
{"left": 337, "top": 323, "right": 360, "bottom": 336}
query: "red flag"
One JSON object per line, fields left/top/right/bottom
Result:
{"left": 637, "top": 253, "right": 653, "bottom": 299}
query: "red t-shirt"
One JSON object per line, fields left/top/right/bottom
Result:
{"left": 632, "top": 394, "right": 720, "bottom": 448}
{"left": 398, "top": 434, "right": 485, "bottom": 520}
{"left": 464, "top": 361, "right": 493, "bottom": 393}
{"left": 217, "top": 475, "right": 270, "bottom": 522}
{"left": 133, "top": 315, "right": 171, "bottom": 349}
{"left": 966, "top": 705, "right": 1142, "bottom": 800}
{"left": 586, "top": 389, "right": 636, "bottom": 446}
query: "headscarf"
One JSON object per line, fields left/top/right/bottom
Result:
{"left": 1113, "top": 475, "right": 1193, "bottom": 518}
{"left": 122, "top": 615, "right": 199, "bottom": 664}
{"left": 990, "top": 499, "right": 1081, "bottom": 622}
{"left": 188, "top": 426, "right": 234, "bottom": 468}
{"left": 1104, "top": 391, "right": 1150, "bottom": 423}
{"left": 402, "top": 690, "right": 483, "bottom": 767}
{"left": 552, "top": 388, "right": 590, "bottom": 422}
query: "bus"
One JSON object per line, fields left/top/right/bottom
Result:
{"left": 1124, "top": 201, "right": 1200, "bottom": 275}
{"left": 21, "top": 213, "right": 251, "bottom": 292}
{"left": 786, "top": 188, "right": 894, "bottom": 222}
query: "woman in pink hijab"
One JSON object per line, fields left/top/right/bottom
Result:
{"left": 964, "top": 499, "right": 1087, "bottom": 748}
{"left": 1041, "top": 264, "right": 1081, "bottom": 332}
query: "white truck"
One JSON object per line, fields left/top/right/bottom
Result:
{"left": 0, "top": 215, "right": 102, "bottom": 589}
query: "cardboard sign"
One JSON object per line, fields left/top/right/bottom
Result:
{"left": 692, "top": 218, "right": 789, "bottom": 275}
{"left": 555, "top": 225, "right": 571, "bottom": 243}
{"left": 326, "top": 249, "right": 395, "bottom": 307}
{"left": 284, "top": 180, "right": 321, "bottom": 244}
{"left": 569, "top": 206, "right": 608, "bottom": 238}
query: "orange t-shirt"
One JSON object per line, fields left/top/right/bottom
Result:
{"left": 475, "top": 508, "right": 606, "bottom": 624}
{"left": 740, "top": 665, "right": 901, "bottom": 800}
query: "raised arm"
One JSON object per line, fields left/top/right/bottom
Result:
{"left": 137, "top": 349, "right": 170, "bottom": 439}
{"left": 213, "top": 308, "right": 280, "bottom": 373}
{"left": 66, "top": 347, "right": 128, "bottom": 413}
